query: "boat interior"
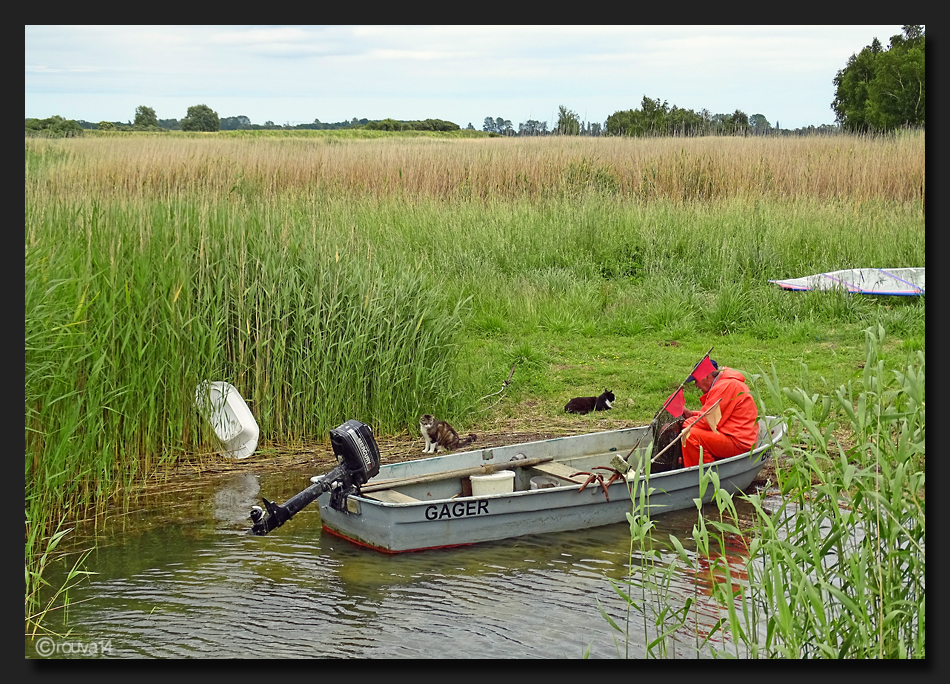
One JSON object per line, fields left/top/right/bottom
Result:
{"left": 358, "top": 419, "right": 777, "bottom": 506}
{"left": 360, "top": 447, "right": 650, "bottom": 505}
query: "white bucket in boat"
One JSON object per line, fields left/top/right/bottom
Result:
{"left": 471, "top": 470, "right": 515, "bottom": 496}
{"left": 530, "top": 475, "right": 560, "bottom": 490}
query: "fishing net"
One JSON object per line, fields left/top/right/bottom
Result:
{"left": 649, "top": 412, "right": 684, "bottom": 473}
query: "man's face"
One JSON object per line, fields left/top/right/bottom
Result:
{"left": 695, "top": 372, "right": 716, "bottom": 393}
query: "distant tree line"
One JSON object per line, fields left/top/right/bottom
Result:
{"left": 482, "top": 99, "right": 845, "bottom": 138}
{"left": 602, "top": 96, "right": 776, "bottom": 137}
{"left": 43, "top": 40, "right": 925, "bottom": 145}
{"left": 216, "top": 116, "right": 374, "bottom": 130}
{"left": 481, "top": 108, "right": 602, "bottom": 137}
{"left": 60, "top": 109, "right": 460, "bottom": 133}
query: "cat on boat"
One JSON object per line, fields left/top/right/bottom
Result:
{"left": 419, "top": 414, "right": 477, "bottom": 453}
{"left": 564, "top": 389, "right": 615, "bottom": 415}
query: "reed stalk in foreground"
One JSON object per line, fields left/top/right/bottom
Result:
{"left": 603, "top": 324, "right": 924, "bottom": 658}
{"left": 24, "top": 521, "right": 94, "bottom": 637}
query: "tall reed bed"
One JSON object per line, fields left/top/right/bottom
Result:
{"left": 27, "top": 130, "right": 924, "bottom": 204}
{"left": 25, "top": 197, "right": 467, "bottom": 551}
{"left": 24, "top": 162, "right": 925, "bottom": 522}
{"left": 604, "top": 325, "right": 924, "bottom": 658}
{"left": 308, "top": 196, "right": 924, "bottom": 347}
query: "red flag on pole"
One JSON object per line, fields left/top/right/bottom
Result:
{"left": 687, "top": 355, "right": 717, "bottom": 384}
{"left": 663, "top": 387, "right": 685, "bottom": 417}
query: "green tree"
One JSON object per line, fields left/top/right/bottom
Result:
{"left": 134, "top": 105, "right": 158, "bottom": 128}
{"left": 25, "top": 115, "right": 83, "bottom": 137}
{"left": 832, "top": 44, "right": 880, "bottom": 131}
{"left": 749, "top": 113, "right": 771, "bottom": 133}
{"left": 606, "top": 96, "right": 697, "bottom": 136}
{"left": 180, "top": 104, "right": 220, "bottom": 132}
{"left": 640, "top": 96, "right": 669, "bottom": 133}
{"left": 519, "top": 119, "right": 548, "bottom": 136}
{"left": 494, "top": 117, "right": 514, "bottom": 135}
{"left": 98, "top": 121, "right": 115, "bottom": 131}
{"left": 866, "top": 32, "right": 925, "bottom": 129}
{"left": 220, "top": 115, "right": 252, "bottom": 130}
{"left": 556, "top": 105, "right": 580, "bottom": 135}
{"left": 731, "top": 109, "right": 750, "bottom": 134}
{"left": 832, "top": 26, "right": 924, "bottom": 131}
{"left": 364, "top": 118, "right": 404, "bottom": 131}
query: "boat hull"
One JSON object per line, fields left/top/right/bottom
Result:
{"left": 317, "top": 418, "right": 785, "bottom": 553}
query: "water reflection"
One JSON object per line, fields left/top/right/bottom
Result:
{"left": 670, "top": 530, "right": 753, "bottom": 649}
{"left": 26, "top": 469, "right": 774, "bottom": 659}
{"left": 212, "top": 473, "right": 260, "bottom": 525}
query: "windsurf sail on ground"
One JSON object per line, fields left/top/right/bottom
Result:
{"left": 769, "top": 268, "right": 924, "bottom": 296}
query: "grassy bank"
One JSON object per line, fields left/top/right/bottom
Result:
{"left": 25, "top": 132, "right": 924, "bottom": 635}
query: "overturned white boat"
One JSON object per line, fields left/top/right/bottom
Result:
{"left": 769, "top": 267, "right": 924, "bottom": 296}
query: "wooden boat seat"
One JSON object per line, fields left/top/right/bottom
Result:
{"left": 530, "top": 462, "right": 588, "bottom": 484}
{"left": 363, "top": 489, "right": 421, "bottom": 504}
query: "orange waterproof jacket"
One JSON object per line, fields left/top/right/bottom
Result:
{"left": 684, "top": 368, "right": 758, "bottom": 451}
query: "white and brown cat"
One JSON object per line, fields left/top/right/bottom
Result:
{"left": 419, "top": 414, "right": 477, "bottom": 453}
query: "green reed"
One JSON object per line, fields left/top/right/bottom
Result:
{"left": 25, "top": 521, "right": 94, "bottom": 637}
{"left": 25, "top": 197, "right": 468, "bottom": 564}
{"left": 604, "top": 324, "right": 924, "bottom": 658}
{"left": 24, "top": 193, "right": 923, "bottom": 525}
{"left": 598, "top": 448, "right": 700, "bottom": 659}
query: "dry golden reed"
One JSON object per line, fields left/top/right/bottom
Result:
{"left": 26, "top": 130, "right": 925, "bottom": 205}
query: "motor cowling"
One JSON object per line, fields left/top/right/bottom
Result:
{"left": 249, "top": 419, "right": 381, "bottom": 536}
{"left": 330, "top": 419, "right": 381, "bottom": 485}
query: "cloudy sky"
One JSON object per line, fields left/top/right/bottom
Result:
{"left": 25, "top": 25, "right": 907, "bottom": 130}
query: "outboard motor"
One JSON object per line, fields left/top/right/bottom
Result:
{"left": 249, "top": 419, "right": 381, "bottom": 536}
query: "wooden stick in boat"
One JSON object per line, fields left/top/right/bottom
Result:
{"left": 359, "top": 455, "right": 556, "bottom": 493}
{"left": 622, "top": 434, "right": 645, "bottom": 464}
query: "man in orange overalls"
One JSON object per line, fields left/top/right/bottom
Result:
{"left": 680, "top": 361, "right": 759, "bottom": 468}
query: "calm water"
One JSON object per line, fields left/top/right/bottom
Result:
{"left": 27, "top": 467, "right": 769, "bottom": 659}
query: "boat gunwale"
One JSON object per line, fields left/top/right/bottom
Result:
{"left": 348, "top": 417, "right": 785, "bottom": 509}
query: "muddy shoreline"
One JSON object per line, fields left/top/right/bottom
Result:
{"left": 141, "top": 415, "right": 781, "bottom": 493}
